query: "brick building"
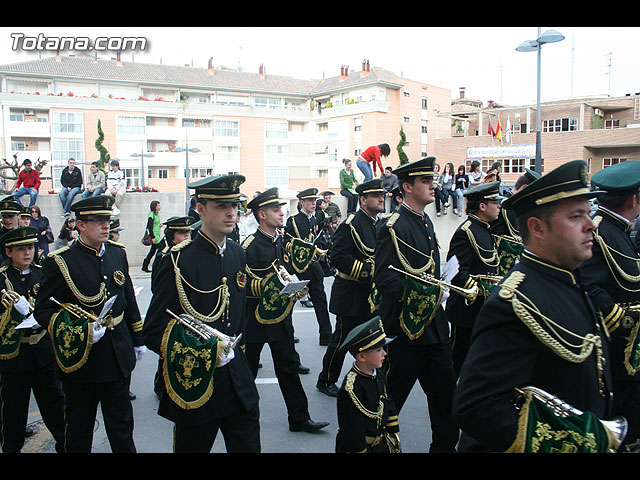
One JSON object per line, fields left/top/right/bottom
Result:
{"left": 434, "top": 87, "right": 640, "bottom": 182}
{"left": 0, "top": 54, "right": 451, "bottom": 199}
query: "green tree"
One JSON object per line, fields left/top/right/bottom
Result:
{"left": 94, "top": 120, "right": 110, "bottom": 170}
{"left": 397, "top": 125, "right": 409, "bottom": 165}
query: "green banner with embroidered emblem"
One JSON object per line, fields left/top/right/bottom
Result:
{"left": 288, "top": 237, "right": 316, "bottom": 273}
{"left": 49, "top": 309, "right": 92, "bottom": 373}
{"left": 624, "top": 319, "right": 640, "bottom": 376}
{"left": 496, "top": 236, "right": 524, "bottom": 276}
{"left": 400, "top": 276, "right": 443, "bottom": 340}
{"left": 256, "top": 272, "right": 295, "bottom": 324}
{"left": 162, "top": 319, "right": 218, "bottom": 410}
{"left": 510, "top": 391, "right": 612, "bottom": 453}
{"left": 0, "top": 305, "right": 27, "bottom": 359}
{"left": 368, "top": 282, "right": 380, "bottom": 313}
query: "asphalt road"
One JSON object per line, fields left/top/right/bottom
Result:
{"left": 23, "top": 273, "right": 435, "bottom": 454}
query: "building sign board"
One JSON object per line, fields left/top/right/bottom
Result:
{"left": 467, "top": 144, "right": 536, "bottom": 159}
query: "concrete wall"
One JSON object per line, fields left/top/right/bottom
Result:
{"left": 25, "top": 190, "right": 463, "bottom": 269}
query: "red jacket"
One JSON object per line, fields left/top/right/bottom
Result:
{"left": 360, "top": 145, "right": 384, "bottom": 176}
{"left": 16, "top": 168, "right": 41, "bottom": 190}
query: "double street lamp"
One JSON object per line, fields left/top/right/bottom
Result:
{"left": 173, "top": 144, "right": 201, "bottom": 215}
{"left": 131, "top": 149, "right": 154, "bottom": 188}
{"left": 516, "top": 28, "right": 565, "bottom": 174}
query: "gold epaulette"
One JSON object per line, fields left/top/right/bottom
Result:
{"left": 345, "top": 213, "right": 355, "bottom": 225}
{"left": 386, "top": 212, "right": 400, "bottom": 228}
{"left": 592, "top": 215, "right": 603, "bottom": 229}
{"left": 241, "top": 235, "right": 255, "bottom": 250}
{"left": 107, "top": 239, "right": 126, "bottom": 248}
{"left": 0, "top": 265, "right": 7, "bottom": 274}
{"left": 170, "top": 238, "right": 191, "bottom": 252}
{"left": 460, "top": 220, "right": 472, "bottom": 231}
{"left": 161, "top": 245, "right": 170, "bottom": 255}
{"left": 47, "top": 246, "right": 70, "bottom": 257}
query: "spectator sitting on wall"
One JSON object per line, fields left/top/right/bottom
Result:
{"left": 105, "top": 160, "right": 126, "bottom": 216}
{"left": 12, "top": 159, "right": 40, "bottom": 208}
{"left": 381, "top": 166, "right": 398, "bottom": 212}
{"left": 82, "top": 161, "right": 106, "bottom": 199}
{"left": 59, "top": 158, "right": 83, "bottom": 217}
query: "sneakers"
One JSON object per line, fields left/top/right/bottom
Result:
{"left": 112, "top": 206, "right": 120, "bottom": 216}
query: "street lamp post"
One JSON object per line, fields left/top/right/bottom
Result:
{"left": 516, "top": 28, "right": 565, "bottom": 174}
{"left": 173, "top": 144, "right": 201, "bottom": 215}
{"left": 130, "top": 148, "right": 154, "bottom": 188}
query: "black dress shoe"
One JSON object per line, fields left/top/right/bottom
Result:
{"left": 294, "top": 336, "right": 300, "bottom": 343}
{"left": 316, "top": 381, "right": 339, "bottom": 397}
{"left": 297, "top": 364, "right": 310, "bottom": 374}
{"left": 289, "top": 419, "right": 330, "bottom": 432}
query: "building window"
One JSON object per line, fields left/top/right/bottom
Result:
{"left": 265, "top": 121, "right": 287, "bottom": 139}
{"left": 158, "top": 169, "right": 168, "bottom": 179}
{"left": 11, "top": 142, "right": 26, "bottom": 151}
{"left": 422, "top": 98, "right": 428, "bottom": 110}
{"left": 543, "top": 117, "right": 577, "bottom": 132}
{"left": 214, "top": 119, "right": 239, "bottom": 137}
{"left": 116, "top": 116, "right": 145, "bottom": 135}
{"left": 9, "top": 113, "right": 24, "bottom": 122}
{"left": 52, "top": 112, "right": 83, "bottom": 133}
{"left": 254, "top": 97, "right": 281, "bottom": 109}
{"left": 604, "top": 119, "right": 620, "bottom": 129}
{"left": 403, "top": 117, "right": 410, "bottom": 122}
{"left": 421, "top": 120, "right": 428, "bottom": 133}
{"left": 123, "top": 168, "right": 139, "bottom": 188}
{"left": 603, "top": 157, "right": 627, "bottom": 168}
{"left": 265, "top": 166, "right": 288, "bottom": 186}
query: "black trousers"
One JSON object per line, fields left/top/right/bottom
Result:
{"left": 245, "top": 337, "right": 311, "bottom": 425}
{"left": 61, "top": 375, "right": 136, "bottom": 453}
{"left": 451, "top": 325, "right": 473, "bottom": 379}
{"left": 318, "top": 314, "right": 363, "bottom": 385}
{"left": 340, "top": 189, "right": 358, "bottom": 215}
{"left": 0, "top": 364, "right": 66, "bottom": 453}
{"left": 306, "top": 276, "right": 332, "bottom": 343}
{"left": 613, "top": 380, "right": 640, "bottom": 447}
{"left": 173, "top": 405, "right": 260, "bottom": 453}
{"left": 142, "top": 242, "right": 161, "bottom": 269}
{"left": 384, "top": 340, "right": 459, "bottom": 452}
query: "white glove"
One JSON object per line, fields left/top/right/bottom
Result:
{"left": 13, "top": 295, "right": 31, "bottom": 316}
{"left": 91, "top": 322, "right": 106, "bottom": 343}
{"left": 134, "top": 345, "right": 147, "bottom": 361}
{"left": 216, "top": 341, "right": 235, "bottom": 367}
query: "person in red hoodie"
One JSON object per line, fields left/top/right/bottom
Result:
{"left": 356, "top": 143, "right": 390, "bottom": 183}
{"left": 12, "top": 159, "right": 41, "bottom": 208}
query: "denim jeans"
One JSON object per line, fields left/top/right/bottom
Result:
{"left": 60, "top": 187, "right": 81, "bottom": 213}
{"left": 13, "top": 187, "right": 38, "bottom": 207}
{"left": 82, "top": 187, "right": 104, "bottom": 199}
{"left": 453, "top": 189, "right": 465, "bottom": 211}
{"left": 356, "top": 159, "right": 373, "bottom": 182}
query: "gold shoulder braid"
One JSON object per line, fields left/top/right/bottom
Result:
{"left": 592, "top": 224, "right": 640, "bottom": 291}
{"left": 386, "top": 213, "right": 434, "bottom": 276}
{"left": 345, "top": 370, "right": 385, "bottom": 429}
{"left": 348, "top": 216, "right": 375, "bottom": 259}
{"left": 171, "top": 250, "right": 229, "bottom": 323}
{"left": 461, "top": 221, "right": 499, "bottom": 267}
{"left": 52, "top": 254, "right": 107, "bottom": 308}
{"left": 499, "top": 271, "right": 606, "bottom": 394}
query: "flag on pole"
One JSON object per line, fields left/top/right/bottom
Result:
{"left": 488, "top": 118, "right": 495, "bottom": 137}
{"left": 506, "top": 116, "right": 511, "bottom": 144}
{"left": 495, "top": 117, "right": 502, "bottom": 142}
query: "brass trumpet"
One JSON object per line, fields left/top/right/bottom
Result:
{"left": 1, "top": 289, "right": 33, "bottom": 314}
{"left": 49, "top": 297, "right": 114, "bottom": 330}
{"left": 515, "top": 386, "right": 628, "bottom": 452}
{"left": 388, "top": 265, "right": 479, "bottom": 303}
{"left": 471, "top": 274, "right": 504, "bottom": 285}
{"left": 166, "top": 309, "right": 242, "bottom": 354}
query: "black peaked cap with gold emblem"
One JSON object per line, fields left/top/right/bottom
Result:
{"left": 296, "top": 187, "right": 320, "bottom": 200}
{"left": 247, "top": 187, "right": 287, "bottom": 211}
{"left": 0, "top": 226, "right": 38, "bottom": 248}
{"left": 590, "top": 160, "right": 640, "bottom": 196}
{"left": 164, "top": 216, "right": 196, "bottom": 231}
{"left": 188, "top": 174, "right": 246, "bottom": 203}
{"left": 501, "top": 160, "right": 604, "bottom": 217}
{"left": 355, "top": 178, "right": 385, "bottom": 196}
{"left": 339, "top": 315, "right": 394, "bottom": 356}
{"left": 70, "top": 194, "right": 114, "bottom": 216}
{"left": 19, "top": 206, "right": 32, "bottom": 217}
{"left": 392, "top": 156, "right": 436, "bottom": 178}
{"left": 0, "top": 197, "right": 22, "bottom": 215}
{"left": 109, "top": 218, "right": 125, "bottom": 232}
{"left": 464, "top": 181, "right": 503, "bottom": 201}
{"left": 523, "top": 168, "right": 542, "bottom": 184}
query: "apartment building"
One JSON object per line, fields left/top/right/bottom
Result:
{"left": 434, "top": 87, "right": 640, "bottom": 181}
{"left": 0, "top": 54, "right": 451, "bottom": 198}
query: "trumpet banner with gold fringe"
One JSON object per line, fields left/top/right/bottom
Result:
{"left": 256, "top": 272, "right": 296, "bottom": 324}
{"left": 400, "top": 276, "right": 443, "bottom": 340}
{"left": 162, "top": 319, "right": 218, "bottom": 410}
{"left": 0, "top": 306, "right": 25, "bottom": 359}
{"left": 288, "top": 238, "right": 316, "bottom": 274}
{"left": 509, "top": 391, "right": 613, "bottom": 453}
{"left": 497, "top": 236, "right": 524, "bottom": 276}
{"left": 49, "top": 309, "right": 92, "bottom": 373}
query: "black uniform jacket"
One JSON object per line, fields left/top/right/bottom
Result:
{"left": 580, "top": 207, "right": 640, "bottom": 382}
{"left": 373, "top": 203, "right": 449, "bottom": 345}
{"left": 34, "top": 239, "right": 143, "bottom": 383}
{"left": 242, "top": 228, "right": 294, "bottom": 344}
{"left": 453, "top": 252, "right": 614, "bottom": 452}
{"left": 329, "top": 210, "right": 377, "bottom": 318}
{"left": 142, "top": 230, "right": 259, "bottom": 425}
{"left": 0, "top": 264, "right": 55, "bottom": 373}
{"left": 284, "top": 211, "right": 323, "bottom": 281}
{"left": 446, "top": 215, "right": 500, "bottom": 329}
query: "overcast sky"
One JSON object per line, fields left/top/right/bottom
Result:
{"left": 1, "top": 26, "right": 638, "bottom": 108}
